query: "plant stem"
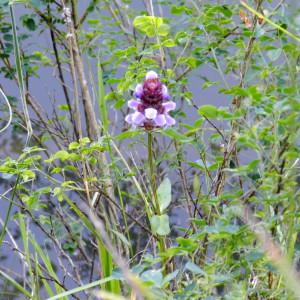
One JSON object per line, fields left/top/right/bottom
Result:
{"left": 147, "top": 131, "right": 167, "bottom": 271}
{"left": 148, "top": 131, "right": 161, "bottom": 216}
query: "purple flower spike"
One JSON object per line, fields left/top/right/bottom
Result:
{"left": 131, "top": 111, "right": 145, "bottom": 125}
{"left": 134, "top": 84, "right": 143, "bottom": 98}
{"left": 165, "top": 114, "right": 176, "bottom": 126}
{"left": 125, "top": 114, "right": 133, "bottom": 124}
{"left": 128, "top": 99, "right": 140, "bottom": 110}
{"left": 145, "top": 71, "right": 158, "bottom": 80}
{"left": 125, "top": 70, "right": 176, "bottom": 130}
{"left": 162, "top": 101, "right": 176, "bottom": 112}
{"left": 155, "top": 114, "right": 166, "bottom": 127}
{"left": 162, "top": 85, "right": 170, "bottom": 100}
{"left": 145, "top": 108, "right": 157, "bottom": 119}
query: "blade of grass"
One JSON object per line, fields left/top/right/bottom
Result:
{"left": 18, "top": 212, "right": 34, "bottom": 297}
{"left": 83, "top": 55, "right": 120, "bottom": 294}
{"left": 30, "top": 237, "right": 66, "bottom": 297}
{"left": 97, "top": 54, "right": 108, "bottom": 131}
{"left": 0, "top": 87, "right": 13, "bottom": 134}
{"left": 92, "top": 290, "right": 128, "bottom": 300}
{"left": 9, "top": 4, "right": 32, "bottom": 144}
{"left": 97, "top": 62, "right": 133, "bottom": 256}
{"left": 97, "top": 239, "right": 113, "bottom": 291}
{"left": 38, "top": 265, "right": 55, "bottom": 299}
{"left": 63, "top": 195, "right": 118, "bottom": 293}
{"left": 0, "top": 269, "right": 32, "bottom": 298}
{"left": 64, "top": 196, "right": 153, "bottom": 299}
{"left": 34, "top": 250, "right": 40, "bottom": 300}
{"left": 46, "top": 276, "right": 115, "bottom": 300}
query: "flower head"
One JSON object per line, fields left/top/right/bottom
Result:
{"left": 125, "top": 71, "right": 176, "bottom": 130}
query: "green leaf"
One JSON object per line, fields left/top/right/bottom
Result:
{"left": 79, "top": 137, "right": 90, "bottom": 145}
{"left": 193, "top": 175, "right": 200, "bottom": 196}
{"left": 170, "top": 5, "right": 185, "bottom": 15}
{"left": 46, "top": 150, "right": 70, "bottom": 162}
{"left": 21, "top": 15, "right": 36, "bottom": 31}
{"left": 157, "top": 23, "right": 170, "bottom": 36}
{"left": 267, "top": 48, "right": 282, "bottom": 61}
{"left": 111, "top": 230, "right": 131, "bottom": 247}
{"left": 141, "top": 269, "right": 163, "bottom": 287}
{"left": 161, "top": 270, "right": 179, "bottom": 286}
{"left": 133, "top": 16, "right": 169, "bottom": 37}
{"left": 30, "top": 0, "right": 42, "bottom": 8}
{"left": 68, "top": 142, "right": 80, "bottom": 150}
{"left": 162, "top": 38, "right": 176, "bottom": 47}
{"left": 185, "top": 261, "right": 206, "bottom": 276}
{"left": 202, "top": 81, "right": 219, "bottom": 90}
{"left": 157, "top": 177, "right": 172, "bottom": 212}
{"left": 245, "top": 251, "right": 264, "bottom": 262}
{"left": 114, "top": 130, "right": 141, "bottom": 141}
{"left": 151, "top": 214, "right": 170, "bottom": 236}
{"left": 0, "top": 0, "right": 9, "bottom": 6}
{"left": 161, "top": 128, "right": 192, "bottom": 143}
{"left": 198, "top": 105, "right": 219, "bottom": 118}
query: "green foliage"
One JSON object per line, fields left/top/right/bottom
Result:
{"left": 133, "top": 16, "right": 170, "bottom": 37}
{"left": 151, "top": 214, "right": 170, "bottom": 236}
{"left": 157, "top": 177, "right": 172, "bottom": 212}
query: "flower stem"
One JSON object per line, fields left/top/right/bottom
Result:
{"left": 147, "top": 131, "right": 167, "bottom": 272}
{"left": 148, "top": 131, "right": 161, "bottom": 216}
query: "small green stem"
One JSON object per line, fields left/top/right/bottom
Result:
{"left": 147, "top": 131, "right": 167, "bottom": 272}
{"left": 148, "top": 131, "right": 161, "bottom": 216}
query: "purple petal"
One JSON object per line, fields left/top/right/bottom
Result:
{"left": 145, "top": 108, "right": 158, "bottom": 120}
{"left": 154, "top": 114, "right": 166, "bottom": 127}
{"left": 125, "top": 114, "right": 133, "bottom": 124}
{"left": 128, "top": 99, "right": 140, "bottom": 110}
{"left": 165, "top": 114, "right": 176, "bottom": 126}
{"left": 131, "top": 111, "right": 145, "bottom": 125}
{"left": 162, "top": 85, "right": 170, "bottom": 100}
{"left": 134, "top": 84, "right": 143, "bottom": 98}
{"left": 145, "top": 70, "right": 158, "bottom": 80}
{"left": 162, "top": 101, "right": 176, "bottom": 112}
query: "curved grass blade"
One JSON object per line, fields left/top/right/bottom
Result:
{"left": 0, "top": 87, "right": 13, "bottom": 134}
{"left": 9, "top": 4, "right": 32, "bottom": 145}
{"left": 46, "top": 277, "right": 115, "bottom": 300}
{"left": 0, "top": 269, "right": 32, "bottom": 298}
